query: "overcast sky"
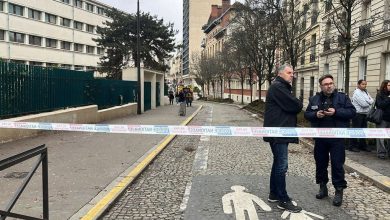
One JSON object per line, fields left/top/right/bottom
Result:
{"left": 98, "top": 0, "right": 244, "bottom": 43}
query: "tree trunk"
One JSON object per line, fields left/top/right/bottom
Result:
{"left": 241, "top": 79, "right": 244, "bottom": 105}
{"left": 344, "top": 47, "right": 351, "bottom": 95}
{"left": 258, "top": 80, "right": 262, "bottom": 101}
{"left": 228, "top": 79, "right": 232, "bottom": 99}
{"left": 220, "top": 78, "right": 223, "bottom": 99}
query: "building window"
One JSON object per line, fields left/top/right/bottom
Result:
{"left": 359, "top": 57, "right": 367, "bottom": 80}
{"left": 310, "top": 77, "right": 315, "bottom": 97}
{"left": 75, "top": 0, "right": 83, "bottom": 8}
{"left": 361, "top": 0, "right": 371, "bottom": 25}
{"left": 86, "top": 24, "right": 94, "bottom": 33}
{"left": 61, "top": 41, "right": 71, "bottom": 50}
{"left": 385, "top": 54, "right": 390, "bottom": 80}
{"left": 46, "top": 63, "right": 59, "bottom": 68}
{"left": 9, "top": 3, "right": 24, "bottom": 16}
{"left": 300, "top": 77, "right": 304, "bottom": 101}
{"left": 46, "top": 38, "right": 57, "bottom": 48}
{"left": 61, "top": 0, "right": 70, "bottom": 4}
{"left": 86, "top": 46, "right": 95, "bottom": 54}
{"left": 45, "top": 13, "right": 57, "bottom": 24}
{"left": 74, "top": 21, "right": 83, "bottom": 30}
{"left": 86, "top": 3, "right": 94, "bottom": 12}
{"left": 86, "top": 66, "right": 96, "bottom": 71}
{"left": 60, "top": 64, "right": 72, "bottom": 69}
{"left": 337, "top": 61, "right": 345, "bottom": 92}
{"left": 10, "top": 60, "right": 26, "bottom": 64}
{"left": 74, "top": 65, "right": 84, "bottom": 71}
{"left": 0, "top": 1, "right": 3, "bottom": 12}
{"left": 60, "top": 17, "right": 71, "bottom": 27}
{"left": 324, "top": 63, "right": 330, "bottom": 75}
{"left": 74, "top": 43, "right": 84, "bottom": 52}
{"left": 97, "top": 7, "right": 105, "bottom": 15}
{"left": 29, "top": 35, "right": 42, "bottom": 46}
{"left": 9, "top": 32, "right": 25, "bottom": 43}
{"left": 97, "top": 47, "right": 104, "bottom": 55}
{"left": 28, "top": 9, "right": 41, "bottom": 20}
{"left": 0, "top": 30, "right": 4, "bottom": 40}
{"left": 30, "top": 61, "right": 43, "bottom": 66}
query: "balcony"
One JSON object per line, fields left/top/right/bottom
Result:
{"left": 310, "top": 53, "right": 316, "bottom": 63}
{"left": 300, "top": 56, "right": 305, "bottom": 65}
{"left": 301, "top": 20, "right": 306, "bottom": 30}
{"left": 323, "top": 39, "right": 331, "bottom": 52}
{"left": 359, "top": 24, "right": 371, "bottom": 40}
{"left": 338, "top": 35, "right": 346, "bottom": 47}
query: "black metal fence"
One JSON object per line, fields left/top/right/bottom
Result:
{"left": 0, "top": 61, "right": 138, "bottom": 119}
{"left": 0, "top": 145, "right": 48, "bottom": 220}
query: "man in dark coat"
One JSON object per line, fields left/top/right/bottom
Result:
{"left": 304, "top": 74, "right": 356, "bottom": 207}
{"left": 263, "top": 64, "right": 303, "bottom": 213}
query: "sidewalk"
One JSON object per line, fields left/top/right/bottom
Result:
{"left": 0, "top": 103, "right": 199, "bottom": 219}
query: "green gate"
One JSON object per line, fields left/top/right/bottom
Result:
{"left": 144, "top": 82, "right": 151, "bottom": 111}
{"left": 156, "top": 82, "right": 160, "bottom": 107}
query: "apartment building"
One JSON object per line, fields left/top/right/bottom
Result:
{"left": 0, "top": 0, "right": 111, "bottom": 71}
{"left": 318, "top": 0, "right": 390, "bottom": 97}
{"left": 295, "top": 0, "right": 321, "bottom": 106}
{"left": 182, "top": 0, "right": 220, "bottom": 85}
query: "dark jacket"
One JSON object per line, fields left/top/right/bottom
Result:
{"left": 178, "top": 91, "right": 186, "bottom": 102}
{"left": 375, "top": 91, "right": 390, "bottom": 122}
{"left": 263, "top": 76, "right": 303, "bottom": 144}
{"left": 304, "top": 91, "right": 356, "bottom": 128}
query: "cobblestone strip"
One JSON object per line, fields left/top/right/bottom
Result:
{"left": 100, "top": 106, "right": 211, "bottom": 220}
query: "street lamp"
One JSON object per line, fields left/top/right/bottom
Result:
{"left": 137, "top": 0, "right": 141, "bottom": 114}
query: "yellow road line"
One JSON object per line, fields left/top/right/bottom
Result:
{"left": 81, "top": 105, "right": 203, "bottom": 220}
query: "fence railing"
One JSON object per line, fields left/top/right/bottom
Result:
{"left": 0, "top": 145, "right": 48, "bottom": 220}
{"left": 0, "top": 61, "right": 138, "bottom": 118}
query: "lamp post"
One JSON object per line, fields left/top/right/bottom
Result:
{"left": 136, "top": 0, "right": 141, "bottom": 114}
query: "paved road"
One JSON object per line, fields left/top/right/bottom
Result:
{"left": 0, "top": 104, "right": 198, "bottom": 220}
{"left": 102, "top": 102, "right": 390, "bottom": 220}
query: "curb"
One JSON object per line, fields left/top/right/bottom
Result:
{"left": 242, "top": 105, "right": 390, "bottom": 193}
{"left": 70, "top": 105, "right": 203, "bottom": 220}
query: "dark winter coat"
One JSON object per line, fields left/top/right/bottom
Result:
{"left": 375, "top": 91, "right": 390, "bottom": 122}
{"left": 263, "top": 76, "right": 303, "bottom": 144}
{"left": 304, "top": 90, "right": 356, "bottom": 128}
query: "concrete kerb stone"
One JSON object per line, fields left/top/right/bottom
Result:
{"left": 241, "top": 104, "right": 390, "bottom": 194}
{"left": 70, "top": 105, "right": 203, "bottom": 220}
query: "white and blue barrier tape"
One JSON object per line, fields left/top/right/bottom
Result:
{"left": 0, "top": 121, "right": 389, "bottom": 138}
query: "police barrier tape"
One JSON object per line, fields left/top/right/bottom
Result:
{"left": 0, "top": 121, "right": 389, "bottom": 138}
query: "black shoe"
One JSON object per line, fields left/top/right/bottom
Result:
{"left": 316, "top": 183, "right": 328, "bottom": 199}
{"left": 268, "top": 193, "right": 279, "bottom": 203}
{"left": 277, "top": 201, "right": 302, "bottom": 213}
{"left": 333, "top": 187, "right": 344, "bottom": 207}
{"left": 348, "top": 147, "right": 360, "bottom": 152}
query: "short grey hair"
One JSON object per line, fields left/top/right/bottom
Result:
{"left": 278, "top": 64, "right": 293, "bottom": 74}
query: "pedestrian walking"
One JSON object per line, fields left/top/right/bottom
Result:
{"left": 186, "top": 91, "right": 193, "bottom": 107}
{"left": 178, "top": 90, "right": 186, "bottom": 116}
{"left": 169, "top": 90, "right": 174, "bottom": 105}
{"left": 304, "top": 74, "right": 356, "bottom": 207}
{"left": 349, "top": 79, "right": 374, "bottom": 152}
{"left": 263, "top": 64, "right": 303, "bottom": 213}
{"left": 375, "top": 80, "right": 390, "bottom": 159}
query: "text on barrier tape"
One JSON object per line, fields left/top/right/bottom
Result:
{"left": 0, "top": 121, "right": 389, "bottom": 138}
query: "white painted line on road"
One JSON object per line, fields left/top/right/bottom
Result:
{"left": 200, "top": 135, "right": 210, "bottom": 142}
{"left": 179, "top": 181, "right": 192, "bottom": 212}
{"left": 193, "top": 145, "right": 209, "bottom": 171}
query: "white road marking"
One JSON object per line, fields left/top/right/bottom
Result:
{"left": 179, "top": 181, "right": 192, "bottom": 212}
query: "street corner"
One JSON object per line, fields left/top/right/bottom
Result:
{"left": 183, "top": 175, "right": 351, "bottom": 220}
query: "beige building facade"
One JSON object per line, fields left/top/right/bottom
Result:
{"left": 182, "top": 0, "right": 220, "bottom": 85}
{"left": 318, "top": 0, "right": 390, "bottom": 98}
{"left": 0, "top": 0, "right": 111, "bottom": 71}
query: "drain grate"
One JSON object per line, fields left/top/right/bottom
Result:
{"left": 3, "top": 172, "right": 29, "bottom": 179}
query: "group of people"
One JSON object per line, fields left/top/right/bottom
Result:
{"left": 263, "top": 64, "right": 390, "bottom": 213}
{"left": 168, "top": 88, "right": 193, "bottom": 116}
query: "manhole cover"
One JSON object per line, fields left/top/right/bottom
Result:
{"left": 3, "top": 172, "right": 29, "bottom": 179}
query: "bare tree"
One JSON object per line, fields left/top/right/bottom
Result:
{"left": 324, "top": 0, "right": 382, "bottom": 94}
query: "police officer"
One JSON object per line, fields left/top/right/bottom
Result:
{"left": 304, "top": 74, "right": 356, "bottom": 207}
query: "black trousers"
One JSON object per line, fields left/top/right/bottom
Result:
{"left": 350, "top": 113, "right": 368, "bottom": 149}
{"left": 314, "top": 138, "right": 347, "bottom": 189}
